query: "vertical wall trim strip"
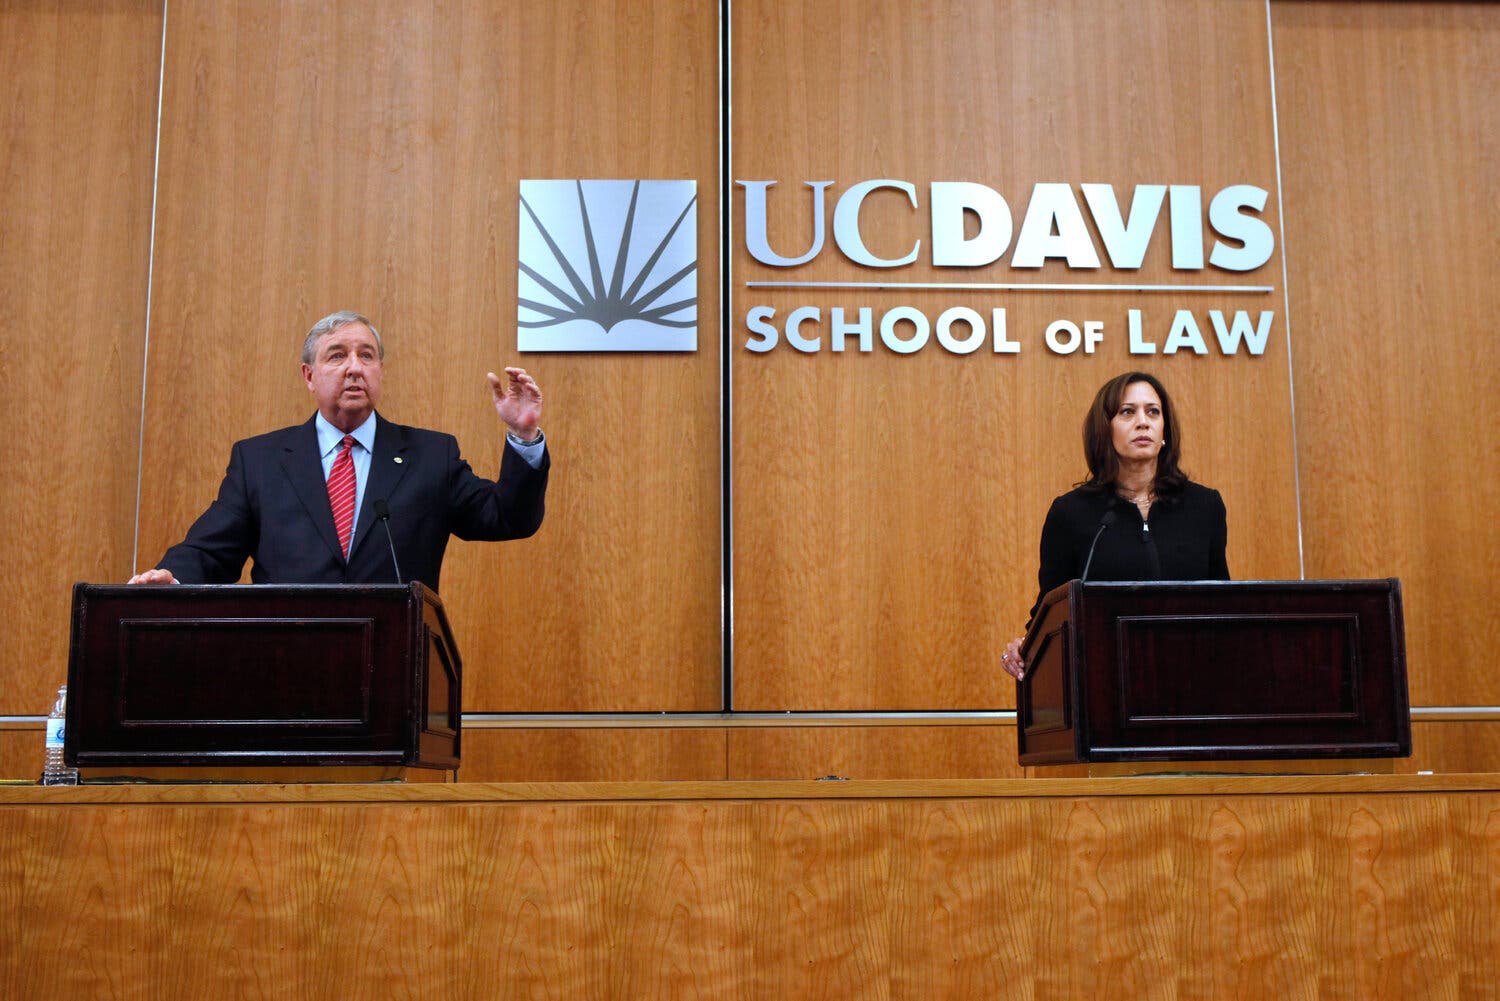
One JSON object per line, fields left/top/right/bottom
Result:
{"left": 719, "top": 0, "right": 735, "bottom": 709}
{"left": 132, "top": 0, "right": 170, "bottom": 576}
{"left": 1265, "top": 0, "right": 1306, "bottom": 580}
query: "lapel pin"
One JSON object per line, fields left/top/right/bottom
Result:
{"left": 394, "top": 457, "right": 404, "bottom": 464}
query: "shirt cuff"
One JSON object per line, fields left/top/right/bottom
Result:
{"left": 506, "top": 429, "right": 546, "bottom": 469}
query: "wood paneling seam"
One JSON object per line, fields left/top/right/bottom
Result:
{"left": 720, "top": 0, "right": 735, "bottom": 710}
{"left": 131, "top": 0, "right": 171, "bottom": 577}
{"left": 1265, "top": 0, "right": 1307, "bottom": 579}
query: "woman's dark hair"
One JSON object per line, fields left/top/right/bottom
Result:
{"left": 1078, "top": 371, "right": 1188, "bottom": 497}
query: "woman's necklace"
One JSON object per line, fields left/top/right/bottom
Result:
{"left": 1120, "top": 487, "right": 1155, "bottom": 511}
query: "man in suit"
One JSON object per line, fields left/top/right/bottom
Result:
{"left": 129, "top": 310, "right": 548, "bottom": 591}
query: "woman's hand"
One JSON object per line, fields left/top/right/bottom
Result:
{"left": 1001, "top": 636, "right": 1026, "bottom": 680}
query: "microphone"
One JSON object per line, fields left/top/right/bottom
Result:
{"left": 372, "top": 499, "right": 404, "bottom": 584}
{"left": 1080, "top": 509, "right": 1117, "bottom": 583}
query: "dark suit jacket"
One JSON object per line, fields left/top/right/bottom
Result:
{"left": 159, "top": 413, "right": 549, "bottom": 591}
{"left": 1028, "top": 480, "right": 1228, "bottom": 620}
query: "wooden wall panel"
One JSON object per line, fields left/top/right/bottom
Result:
{"left": 727, "top": 721, "right": 1500, "bottom": 781}
{"left": 136, "top": 0, "right": 722, "bottom": 712}
{"left": 4, "top": 782, "right": 1497, "bottom": 998}
{"left": 727, "top": 724, "right": 1023, "bottom": 780}
{"left": 13, "top": 718, "right": 1492, "bottom": 782}
{"left": 0, "top": 1, "right": 160, "bottom": 715}
{"left": 731, "top": 0, "right": 1300, "bottom": 710}
{"left": 456, "top": 727, "right": 726, "bottom": 782}
{"left": 0, "top": 727, "right": 39, "bottom": 784}
{"left": 1402, "top": 721, "right": 1500, "bottom": 776}
{"left": 1271, "top": 2, "right": 1500, "bottom": 705}
{"left": 6, "top": 0, "right": 1498, "bottom": 779}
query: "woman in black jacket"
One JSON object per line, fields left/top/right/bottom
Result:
{"left": 1001, "top": 371, "right": 1228, "bottom": 680}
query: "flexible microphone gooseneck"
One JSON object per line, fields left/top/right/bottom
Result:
{"left": 372, "top": 499, "right": 404, "bottom": 584}
{"left": 1079, "top": 508, "right": 1117, "bottom": 583}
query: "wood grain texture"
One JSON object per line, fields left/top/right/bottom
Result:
{"left": 7, "top": 715, "right": 1497, "bottom": 783}
{"left": 2, "top": 784, "right": 1497, "bottom": 999}
{"left": 456, "top": 726, "right": 727, "bottom": 782}
{"left": 7, "top": 0, "right": 1500, "bottom": 761}
{"left": 1401, "top": 720, "right": 1500, "bottom": 776}
{"left": 1270, "top": 1, "right": 1500, "bottom": 705}
{"left": 0, "top": 1, "right": 160, "bottom": 715}
{"left": 5, "top": 773, "right": 1500, "bottom": 806}
{"left": 0, "top": 727, "right": 40, "bottom": 784}
{"left": 726, "top": 724, "right": 1024, "bottom": 780}
{"left": 22, "top": 714, "right": 1490, "bottom": 784}
{"left": 135, "top": 0, "right": 722, "bottom": 712}
{"left": 730, "top": 0, "right": 1301, "bottom": 711}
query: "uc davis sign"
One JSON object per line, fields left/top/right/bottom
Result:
{"left": 738, "top": 179, "right": 1278, "bottom": 358}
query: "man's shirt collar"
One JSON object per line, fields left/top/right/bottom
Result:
{"left": 315, "top": 411, "right": 378, "bottom": 458}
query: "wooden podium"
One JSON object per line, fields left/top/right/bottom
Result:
{"left": 64, "top": 583, "right": 461, "bottom": 780}
{"left": 1016, "top": 579, "right": 1411, "bottom": 767}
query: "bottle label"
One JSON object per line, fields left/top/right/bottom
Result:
{"left": 45, "top": 717, "right": 64, "bottom": 748}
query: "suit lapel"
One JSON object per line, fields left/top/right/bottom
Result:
{"left": 279, "top": 415, "right": 346, "bottom": 563}
{"left": 349, "top": 413, "right": 411, "bottom": 562}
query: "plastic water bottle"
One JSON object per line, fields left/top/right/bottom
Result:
{"left": 41, "top": 684, "right": 79, "bottom": 786}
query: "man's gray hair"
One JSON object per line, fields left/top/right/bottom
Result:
{"left": 302, "top": 310, "right": 384, "bottom": 365}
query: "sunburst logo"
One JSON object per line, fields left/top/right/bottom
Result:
{"left": 517, "top": 179, "right": 698, "bottom": 351}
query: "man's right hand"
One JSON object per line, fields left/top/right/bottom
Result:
{"left": 128, "top": 568, "right": 179, "bottom": 585}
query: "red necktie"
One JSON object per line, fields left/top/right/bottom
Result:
{"left": 327, "top": 435, "right": 357, "bottom": 558}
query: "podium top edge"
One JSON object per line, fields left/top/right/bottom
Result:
{"left": 1037, "top": 578, "right": 1401, "bottom": 614}
{"left": 75, "top": 583, "right": 432, "bottom": 594}
{"left": 1063, "top": 578, "right": 1399, "bottom": 590}
{"left": 71, "top": 582, "right": 443, "bottom": 606}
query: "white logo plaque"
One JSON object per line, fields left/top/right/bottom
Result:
{"left": 518, "top": 179, "right": 698, "bottom": 352}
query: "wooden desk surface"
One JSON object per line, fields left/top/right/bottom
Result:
{"left": 4, "top": 776, "right": 1498, "bottom": 1000}
{"left": 6, "top": 771, "right": 1500, "bottom": 805}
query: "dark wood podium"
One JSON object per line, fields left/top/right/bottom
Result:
{"left": 1017, "top": 579, "right": 1411, "bottom": 766}
{"left": 65, "top": 583, "right": 461, "bottom": 777}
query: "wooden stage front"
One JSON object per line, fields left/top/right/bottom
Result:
{"left": 3, "top": 776, "right": 1498, "bottom": 999}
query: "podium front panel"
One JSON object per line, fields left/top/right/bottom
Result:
{"left": 66, "top": 583, "right": 460, "bottom": 770}
{"left": 1019, "top": 579, "right": 1410, "bottom": 764}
